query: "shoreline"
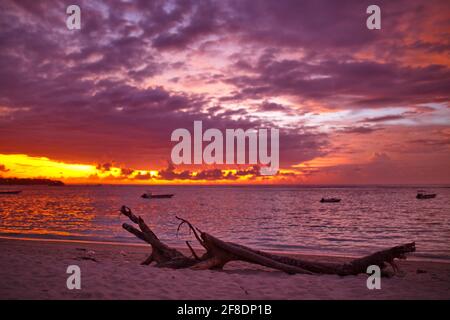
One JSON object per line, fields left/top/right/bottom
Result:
{"left": 1, "top": 235, "right": 449, "bottom": 264}
{"left": 1, "top": 237, "right": 450, "bottom": 299}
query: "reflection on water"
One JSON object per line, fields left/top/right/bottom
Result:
{"left": 0, "top": 185, "right": 449, "bottom": 260}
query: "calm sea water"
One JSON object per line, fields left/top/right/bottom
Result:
{"left": 0, "top": 185, "right": 449, "bottom": 260}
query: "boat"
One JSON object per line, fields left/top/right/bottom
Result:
{"left": 0, "top": 190, "right": 22, "bottom": 195}
{"left": 416, "top": 193, "right": 436, "bottom": 199}
{"left": 320, "top": 197, "right": 341, "bottom": 203}
{"left": 141, "top": 192, "right": 174, "bottom": 199}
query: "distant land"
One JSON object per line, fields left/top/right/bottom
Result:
{"left": 0, "top": 177, "right": 64, "bottom": 186}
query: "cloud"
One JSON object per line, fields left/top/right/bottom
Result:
{"left": 152, "top": 1, "right": 222, "bottom": 50}
{"left": 257, "top": 101, "right": 291, "bottom": 113}
{"left": 226, "top": 55, "right": 450, "bottom": 109}
{"left": 408, "top": 138, "right": 450, "bottom": 147}
{"left": 0, "top": 0, "right": 449, "bottom": 183}
{"left": 339, "top": 126, "right": 383, "bottom": 134}
{"left": 157, "top": 162, "right": 192, "bottom": 180}
{"left": 96, "top": 163, "right": 113, "bottom": 172}
{"left": 133, "top": 172, "right": 153, "bottom": 180}
{"left": 360, "top": 115, "right": 406, "bottom": 123}
{"left": 120, "top": 168, "right": 135, "bottom": 176}
{"left": 154, "top": 163, "right": 295, "bottom": 181}
{"left": 0, "top": 164, "right": 10, "bottom": 172}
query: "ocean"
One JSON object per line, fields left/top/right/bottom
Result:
{"left": 1, "top": 185, "right": 449, "bottom": 261}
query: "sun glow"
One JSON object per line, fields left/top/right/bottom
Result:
{"left": 0, "top": 154, "right": 96, "bottom": 179}
{"left": 0, "top": 154, "right": 156, "bottom": 183}
{"left": 0, "top": 154, "right": 302, "bottom": 184}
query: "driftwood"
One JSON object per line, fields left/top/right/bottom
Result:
{"left": 120, "top": 206, "right": 416, "bottom": 276}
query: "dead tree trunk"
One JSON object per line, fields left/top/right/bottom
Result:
{"left": 120, "top": 206, "right": 197, "bottom": 267}
{"left": 120, "top": 206, "right": 416, "bottom": 276}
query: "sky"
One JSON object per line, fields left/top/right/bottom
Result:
{"left": 0, "top": 0, "right": 449, "bottom": 184}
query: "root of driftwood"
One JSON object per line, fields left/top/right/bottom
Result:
{"left": 120, "top": 205, "right": 416, "bottom": 276}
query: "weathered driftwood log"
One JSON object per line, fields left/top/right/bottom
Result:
{"left": 121, "top": 206, "right": 197, "bottom": 267}
{"left": 120, "top": 206, "right": 415, "bottom": 276}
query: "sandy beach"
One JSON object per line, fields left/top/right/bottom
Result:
{"left": 0, "top": 237, "right": 449, "bottom": 300}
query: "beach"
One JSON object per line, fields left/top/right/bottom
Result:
{"left": 1, "top": 237, "right": 449, "bottom": 300}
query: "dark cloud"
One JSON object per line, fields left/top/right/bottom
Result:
{"left": 226, "top": 56, "right": 450, "bottom": 109}
{"left": 409, "top": 40, "right": 450, "bottom": 54}
{"left": 152, "top": 0, "right": 222, "bottom": 50}
{"left": 235, "top": 165, "right": 260, "bottom": 176}
{"left": 361, "top": 115, "right": 405, "bottom": 123}
{"left": 157, "top": 162, "right": 192, "bottom": 180}
{"left": 133, "top": 172, "right": 153, "bottom": 180}
{"left": 408, "top": 138, "right": 450, "bottom": 147}
{"left": 192, "top": 168, "right": 235, "bottom": 180}
{"left": 339, "top": 126, "right": 383, "bottom": 134}
{"left": 258, "top": 101, "right": 290, "bottom": 113}
{"left": 217, "top": 108, "right": 248, "bottom": 118}
{"left": 120, "top": 168, "right": 135, "bottom": 176}
{"left": 96, "top": 163, "right": 113, "bottom": 172}
{"left": 154, "top": 163, "right": 297, "bottom": 181}
{"left": 0, "top": 164, "right": 10, "bottom": 172}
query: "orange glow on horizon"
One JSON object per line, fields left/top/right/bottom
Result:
{"left": 0, "top": 154, "right": 159, "bottom": 184}
{"left": 0, "top": 153, "right": 302, "bottom": 184}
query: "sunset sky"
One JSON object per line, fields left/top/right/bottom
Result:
{"left": 0, "top": 0, "right": 449, "bottom": 184}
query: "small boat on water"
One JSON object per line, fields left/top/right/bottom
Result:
{"left": 0, "top": 190, "right": 22, "bottom": 195}
{"left": 320, "top": 197, "right": 341, "bottom": 203}
{"left": 416, "top": 193, "right": 436, "bottom": 199}
{"left": 141, "top": 192, "right": 174, "bottom": 199}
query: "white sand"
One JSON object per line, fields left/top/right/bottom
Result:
{"left": 0, "top": 238, "right": 449, "bottom": 300}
